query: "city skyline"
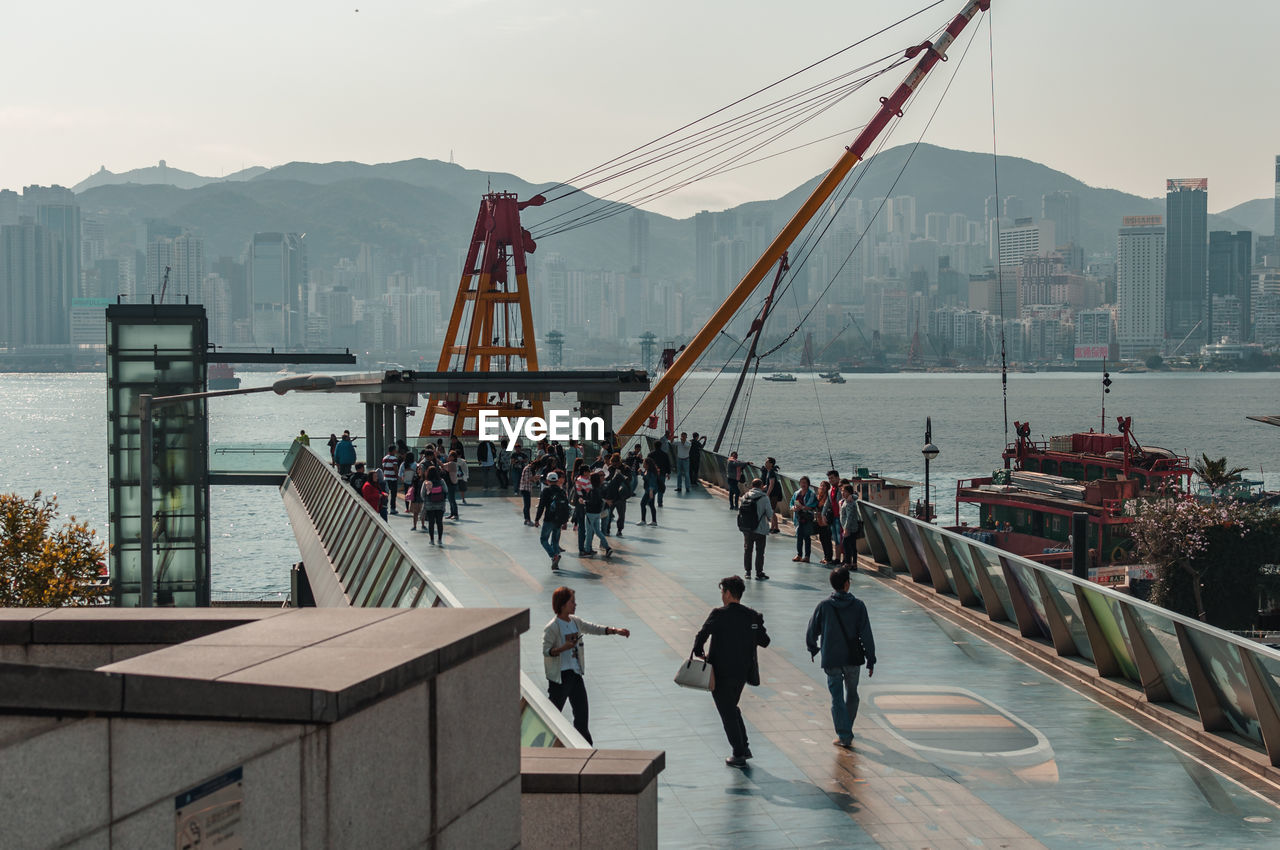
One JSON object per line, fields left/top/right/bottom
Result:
{"left": 1, "top": 1, "right": 1277, "bottom": 218}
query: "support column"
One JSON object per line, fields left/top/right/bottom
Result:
{"left": 383, "top": 403, "right": 395, "bottom": 453}
{"left": 395, "top": 406, "right": 408, "bottom": 446}
{"left": 364, "top": 403, "right": 378, "bottom": 467}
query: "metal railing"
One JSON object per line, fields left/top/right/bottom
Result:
{"left": 855, "top": 497, "right": 1280, "bottom": 766}
{"left": 278, "top": 442, "right": 588, "bottom": 748}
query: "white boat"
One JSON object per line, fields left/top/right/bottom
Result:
{"left": 763, "top": 373, "right": 796, "bottom": 382}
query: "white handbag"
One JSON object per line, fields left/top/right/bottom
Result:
{"left": 674, "top": 652, "right": 715, "bottom": 691}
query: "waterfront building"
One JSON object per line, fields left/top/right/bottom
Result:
{"left": 1164, "top": 178, "right": 1208, "bottom": 348}
{"left": 1207, "top": 230, "right": 1252, "bottom": 342}
{"left": 1075, "top": 307, "right": 1115, "bottom": 348}
{"left": 1117, "top": 215, "right": 1165, "bottom": 360}
{"left": 69, "top": 297, "right": 112, "bottom": 346}
{"left": 998, "top": 218, "right": 1054, "bottom": 315}
{"left": 248, "top": 232, "right": 307, "bottom": 348}
{"left": 0, "top": 218, "right": 59, "bottom": 347}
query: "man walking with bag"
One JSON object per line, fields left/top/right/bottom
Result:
{"left": 693, "top": 575, "right": 771, "bottom": 767}
{"left": 805, "top": 566, "right": 876, "bottom": 749}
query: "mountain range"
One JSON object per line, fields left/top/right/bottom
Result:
{"left": 73, "top": 145, "right": 1272, "bottom": 280}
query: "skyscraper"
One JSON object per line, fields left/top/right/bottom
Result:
{"left": 1041, "top": 191, "right": 1079, "bottom": 248}
{"left": 1117, "top": 215, "right": 1165, "bottom": 359}
{"left": 1274, "top": 155, "right": 1279, "bottom": 239}
{"left": 1207, "top": 231, "right": 1252, "bottom": 343}
{"left": 628, "top": 210, "right": 650, "bottom": 276}
{"left": 1164, "top": 178, "right": 1208, "bottom": 347}
{"left": 248, "top": 233, "right": 307, "bottom": 348}
{"left": 0, "top": 220, "right": 58, "bottom": 346}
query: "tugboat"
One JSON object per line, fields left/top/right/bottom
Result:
{"left": 208, "top": 363, "right": 241, "bottom": 390}
{"left": 826, "top": 373, "right": 846, "bottom": 384}
{"left": 951, "top": 417, "right": 1191, "bottom": 576}
{"left": 763, "top": 373, "right": 797, "bottom": 382}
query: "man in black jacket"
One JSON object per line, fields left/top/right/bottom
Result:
{"left": 693, "top": 575, "right": 772, "bottom": 767}
{"left": 805, "top": 566, "right": 876, "bottom": 748}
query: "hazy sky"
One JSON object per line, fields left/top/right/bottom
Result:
{"left": 3, "top": 0, "right": 1276, "bottom": 219}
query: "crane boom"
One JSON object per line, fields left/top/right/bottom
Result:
{"left": 617, "top": 0, "right": 991, "bottom": 437}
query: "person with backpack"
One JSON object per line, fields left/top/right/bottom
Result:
{"left": 582, "top": 470, "right": 613, "bottom": 559}
{"left": 805, "top": 566, "right": 876, "bottom": 748}
{"left": 761, "top": 457, "right": 783, "bottom": 533}
{"left": 790, "top": 476, "right": 820, "bottom": 563}
{"left": 420, "top": 467, "right": 447, "bottom": 544}
{"left": 442, "top": 451, "right": 461, "bottom": 520}
{"left": 603, "top": 455, "right": 633, "bottom": 537}
{"left": 737, "top": 478, "right": 773, "bottom": 580}
{"left": 839, "top": 483, "right": 863, "bottom": 567}
{"left": 534, "top": 471, "right": 571, "bottom": 569}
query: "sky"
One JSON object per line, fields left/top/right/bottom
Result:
{"left": 2, "top": 0, "right": 1277, "bottom": 220}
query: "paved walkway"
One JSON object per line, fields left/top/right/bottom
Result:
{"left": 386, "top": 486, "right": 1280, "bottom": 849}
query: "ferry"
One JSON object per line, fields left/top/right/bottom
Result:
{"left": 950, "top": 417, "right": 1191, "bottom": 572}
{"left": 208, "top": 363, "right": 241, "bottom": 390}
{"left": 762, "top": 373, "right": 796, "bottom": 382}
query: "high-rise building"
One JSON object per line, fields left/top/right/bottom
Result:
{"left": 171, "top": 233, "right": 205, "bottom": 304}
{"left": 1207, "top": 231, "right": 1252, "bottom": 343}
{"left": 628, "top": 210, "right": 649, "bottom": 276}
{"left": 248, "top": 233, "right": 307, "bottom": 348}
{"left": 1274, "top": 155, "right": 1279, "bottom": 238}
{"left": 1117, "top": 215, "right": 1165, "bottom": 359}
{"left": 1164, "top": 178, "right": 1208, "bottom": 347}
{"left": 34, "top": 196, "right": 80, "bottom": 343}
{"left": 694, "top": 211, "right": 715, "bottom": 295}
{"left": 924, "top": 213, "right": 949, "bottom": 244}
{"left": 0, "top": 220, "right": 59, "bottom": 346}
{"left": 1041, "top": 191, "right": 1079, "bottom": 248}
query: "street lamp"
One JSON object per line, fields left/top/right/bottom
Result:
{"left": 137, "top": 374, "right": 336, "bottom": 607}
{"left": 921, "top": 416, "right": 940, "bottom": 523}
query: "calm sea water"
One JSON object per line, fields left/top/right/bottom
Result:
{"left": 2, "top": 370, "right": 1278, "bottom": 596}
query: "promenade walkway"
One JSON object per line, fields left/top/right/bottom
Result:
{"left": 384, "top": 485, "right": 1280, "bottom": 849}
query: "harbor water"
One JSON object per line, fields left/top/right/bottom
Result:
{"left": 2, "top": 370, "right": 1277, "bottom": 598}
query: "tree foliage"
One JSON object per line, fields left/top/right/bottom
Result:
{"left": 0, "top": 492, "right": 108, "bottom": 607}
{"left": 1193, "top": 454, "right": 1248, "bottom": 496}
{"left": 1130, "top": 496, "right": 1279, "bottom": 628}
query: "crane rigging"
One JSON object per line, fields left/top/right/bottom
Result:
{"left": 617, "top": 0, "right": 992, "bottom": 438}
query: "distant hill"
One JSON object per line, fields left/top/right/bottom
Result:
{"left": 72, "top": 145, "right": 1265, "bottom": 289}
{"left": 73, "top": 161, "right": 269, "bottom": 193}
{"left": 1215, "top": 198, "right": 1274, "bottom": 237}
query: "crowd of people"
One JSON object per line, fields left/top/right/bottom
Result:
{"left": 313, "top": 425, "right": 877, "bottom": 767}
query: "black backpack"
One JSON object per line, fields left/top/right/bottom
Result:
{"left": 547, "top": 488, "right": 571, "bottom": 524}
{"left": 737, "top": 493, "right": 762, "bottom": 533}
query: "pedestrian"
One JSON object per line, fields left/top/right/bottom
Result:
{"left": 572, "top": 459, "right": 592, "bottom": 555}
{"left": 443, "top": 451, "right": 461, "bottom": 519}
{"left": 805, "top": 566, "right": 876, "bottom": 749}
{"left": 534, "top": 472, "right": 571, "bottom": 569}
{"left": 692, "top": 575, "right": 771, "bottom": 767}
{"left": 543, "top": 586, "right": 630, "bottom": 745}
{"left": 582, "top": 470, "right": 613, "bottom": 559}
{"left": 689, "top": 432, "right": 707, "bottom": 488}
{"left": 790, "top": 476, "right": 819, "bottom": 563}
{"left": 627, "top": 443, "right": 644, "bottom": 477}
{"left": 839, "top": 484, "right": 863, "bottom": 567}
{"left": 348, "top": 461, "right": 368, "bottom": 493}
{"left": 362, "top": 469, "right": 385, "bottom": 518}
{"left": 637, "top": 457, "right": 660, "bottom": 526}
{"left": 816, "top": 480, "right": 835, "bottom": 564}
{"left": 327, "top": 432, "right": 339, "bottom": 466}
{"left": 457, "top": 453, "right": 470, "bottom": 505}
{"left": 334, "top": 431, "right": 357, "bottom": 476}
{"left": 519, "top": 458, "right": 537, "bottom": 525}
{"left": 825, "top": 469, "right": 844, "bottom": 561}
{"left": 406, "top": 462, "right": 423, "bottom": 531}
{"left": 725, "top": 450, "right": 746, "bottom": 511}
{"left": 761, "top": 457, "right": 783, "bottom": 533}
{"left": 382, "top": 446, "right": 401, "bottom": 514}
{"left": 565, "top": 438, "right": 583, "bottom": 473}
{"left": 603, "top": 454, "right": 633, "bottom": 537}
{"left": 511, "top": 444, "right": 529, "bottom": 494}
{"left": 495, "top": 445, "right": 511, "bottom": 490}
{"left": 294, "top": 429, "right": 311, "bottom": 447}
{"left": 737, "top": 477, "right": 772, "bottom": 581}
{"left": 675, "top": 432, "right": 691, "bottom": 492}
{"left": 420, "top": 467, "right": 447, "bottom": 544}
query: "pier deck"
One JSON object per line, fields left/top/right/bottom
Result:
{"left": 383, "top": 484, "right": 1280, "bottom": 849}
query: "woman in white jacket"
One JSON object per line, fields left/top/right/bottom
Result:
{"left": 543, "top": 586, "right": 630, "bottom": 744}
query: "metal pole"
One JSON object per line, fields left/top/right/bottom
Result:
{"left": 1071, "top": 512, "right": 1089, "bottom": 579}
{"left": 714, "top": 254, "right": 788, "bottom": 454}
{"left": 139, "top": 393, "right": 154, "bottom": 607}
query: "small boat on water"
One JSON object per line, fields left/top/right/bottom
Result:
{"left": 763, "top": 373, "right": 796, "bottom": 382}
{"left": 818, "top": 370, "right": 839, "bottom": 379}
{"left": 208, "top": 363, "right": 241, "bottom": 390}
{"left": 826, "top": 373, "right": 846, "bottom": 384}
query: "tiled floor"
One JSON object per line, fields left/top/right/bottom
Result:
{"left": 389, "top": 487, "right": 1280, "bottom": 849}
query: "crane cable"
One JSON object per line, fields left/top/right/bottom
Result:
{"left": 987, "top": 8, "right": 1010, "bottom": 455}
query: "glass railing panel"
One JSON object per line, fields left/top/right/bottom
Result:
{"left": 902, "top": 520, "right": 952, "bottom": 593}
{"left": 1182, "top": 629, "right": 1264, "bottom": 744}
{"left": 393, "top": 573, "right": 425, "bottom": 608}
{"left": 940, "top": 533, "right": 982, "bottom": 603}
{"left": 1006, "top": 561, "right": 1051, "bottom": 638}
{"left": 350, "top": 537, "right": 394, "bottom": 601}
{"left": 1040, "top": 570, "right": 1093, "bottom": 662}
{"left": 867, "top": 510, "right": 906, "bottom": 571}
{"left": 1082, "top": 589, "right": 1141, "bottom": 682}
{"left": 359, "top": 549, "right": 401, "bottom": 607}
{"left": 335, "top": 520, "right": 373, "bottom": 582}
{"left": 1125, "top": 606, "right": 1197, "bottom": 713}
{"left": 972, "top": 546, "right": 1015, "bottom": 616}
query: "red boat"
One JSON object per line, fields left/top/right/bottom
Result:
{"left": 950, "top": 417, "right": 1191, "bottom": 575}
{"left": 208, "top": 363, "right": 241, "bottom": 390}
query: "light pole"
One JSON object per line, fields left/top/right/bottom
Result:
{"left": 137, "top": 374, "right": 336, "bottom": 607}
{"left": 921, "top": 416, "right": 940, "bottom": 523}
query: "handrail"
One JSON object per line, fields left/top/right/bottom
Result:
{"left": 279, "top": 445, "right": 589, "bottom": 749}
{"left": 855, "top": 498, "right": 1280, "bottom": 766}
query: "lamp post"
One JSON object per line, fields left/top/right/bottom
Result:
{"left": 921, "top": 416, "right": 940, "bottom": 524}
{"left": 137, "top": 374, "right": 336, "bottom": 607}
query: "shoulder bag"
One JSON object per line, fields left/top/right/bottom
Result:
{"left": 674, "top": 652, "right": 715, "bottom": 691}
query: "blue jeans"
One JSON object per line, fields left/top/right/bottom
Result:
{"left": 446, "top": 481, "right": 458, "bottom": 516}
{"left": 584, "top": 512, "right": 609, "bottom": 550}
{"left": 676, "top": 457, "right": 690, "bottom": 490}
{"left": 825, "top": 665, "right": 862, "bottom": 742}
{"left": 540, "top": 521, "right": 562, "bottom": 558}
